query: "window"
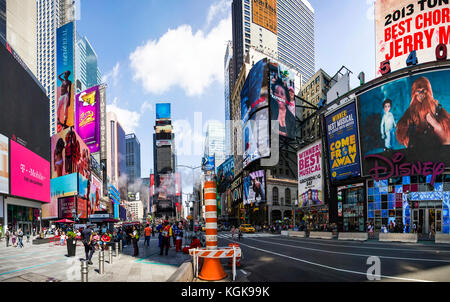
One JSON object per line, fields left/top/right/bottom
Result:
{"left": 285, "top": 188, "right": 291, "bottom": 205}
{"left": 273, "top": 187, "right": 279, "bottom": 205}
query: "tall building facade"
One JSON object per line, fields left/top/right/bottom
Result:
{"left": 231, "top": 0, "right": 314, "bottom": 86}
{"left": 204, "top": 121, "right": 226, "bottom": 168}
{"left": 224, "top": 41, "right": 233, "bottom": 158}
{"left": 0, "top": 0, "right": 5, "bottom": 39}
{"left": 75, "top": 33, "right": 102, "bottom": 93}
{"left": 125, "top": 133, "right": 141, "bottom": 185}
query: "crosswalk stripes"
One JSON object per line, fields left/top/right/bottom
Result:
{"left": 217, "top": 233, "right": 278, "bottom": 239}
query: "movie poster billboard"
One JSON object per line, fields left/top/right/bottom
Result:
{"left": 51, "top": 127, "right": 91, "bottom": 179}
{"left": 298, "top": 140, "right": 323, "bottom": 207}
{"left": 325, "top": 102, "right": 361, "bottom": 181}
{"left": 89, "top": 175, "right": 102, "bottom": 215}
{"left": 358, "top": 69, "right": 450, "bottom": 176}
{"left": 252, "top": 0, "right": 277, "bottom": 34}
{"left": 0, "top": 134, "right": 8, "bottom": 194}
{"left": 243, "top": 109, "right": 270, "bottom": 168}
{"left": 269, "top": 61, "right": 296, "bottom": 138}
{"left": 77, "top": 197, "right": 88, "bottom": 219}
{"left": 43, "top": 172, "right": 78, "bottom": 219}
{"left": 75, "top": 85, "right": 100, "bottom": 153}
{"left": 156, "top": 103, "right": 171, "bottom": 120}
{"left": 241, "top": 59, "right": 268, "bottom": 124}
{"left": 375, "top": 0, "right": 450, "bottom": 76}
{"left": 10, "top": 140, "right": 50, "bottom": 203}
{"left": 243, "top": 170, "right": 266, "bottom": 205}
{"left": 56, "top": 22, "right": 75, "bottom": 133}
{"left": 217, "top": 156, "right": 234, "bottom": 194}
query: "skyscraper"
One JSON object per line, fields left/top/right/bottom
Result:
{"left": 0, "top": 0, "right": 5, "bottom": 39}
{"left": 204, "top": 121, "right": 226, "bottom": 168}
{"left": 231, "top": 0, "right": 315, "bottom": 86}
{"left": 75, "top": 33, "right": 102, "bottom": 93}
{"left": 125, "top": 133, "right": 141, "bottom": 185}
{"left": 224, "top": 41, "right": 233, "bottom": 158}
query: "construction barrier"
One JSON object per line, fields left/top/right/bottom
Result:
{"left": 435, "top": 234, "right": 450, "bottom": 244}
{"left": 289, "top": 231, "right": 306, "bottom": 238}
{"left": 228, "top": 243, "right": 241, "bottom": 267}
{"left": 189, "top": 246, "right": 242, "bottom": 281}
{"left": 309, "top": 232, "right": 333, "bottom": 239}
{"left": 338, "top": 233, "right": 368, "bottom": 241}
{"left": 378, "top": 233, "right": 418, "bottom": 243}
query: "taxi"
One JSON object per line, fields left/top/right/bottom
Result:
{"left": 239, "top": 224, "right": 255, "bottom": 233}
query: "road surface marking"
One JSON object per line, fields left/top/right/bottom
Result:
{"left": 240, "top": 269, "right": 247, "bottom": 275}
{"left": 0, "top": 259, "right": 68, "bottom": 276}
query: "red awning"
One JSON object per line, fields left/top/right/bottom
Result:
{"left": 104, "top": 218, "right": 120, "bottom": 222}
{"left": 55, "top": 219, "right": 74, "bottom": 223}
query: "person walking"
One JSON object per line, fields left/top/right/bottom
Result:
{"left": 160, "top": 221, "right": 172, "bottom": 256}
{"left": 129, "top": 226, "right": 139, "bottom": 257}
{"left": 5, "top": 228, "right": 10, "bottom": 247}
{"left": 11, "top": 230, "right": 17, "bottom": 247}
{"left": 175, "top": 224, "right": 183, "bottom": 252}
{"left": 238, "top": 227, "right": 242, "bottom": 241}
{"left": 231, "top": 226, "right": 235, "bottom": 240}
{"left": 151, "top": 224, "right": 156, "bottom": 237}
{"left": 17, "top": 229, "right": 24, "bottom": 248}
{"left": 144, "top": 224, "right": 152, "bottom": 247}
{"left": 81, "top": 225, "right": 95, "bottom": 265}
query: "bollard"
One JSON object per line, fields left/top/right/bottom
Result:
{"left": 119, "top": 240, "right": 123, "bottom": 252}
{"left": 114, "top": 242, "right": 119, "bottom": 257}
{"left": 99, "top": 251, "right": 104, "bottom": 274}
{"left": 81, "top": 260, "right": 88, "bottom": 282}
{"left": 109, "top": 247, "right": 113, "bottom": 264}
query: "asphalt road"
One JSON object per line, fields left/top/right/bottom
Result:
{"left": 217, "top": 232, "right": 450, "bottom": 282}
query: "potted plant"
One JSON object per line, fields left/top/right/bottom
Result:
{"left": 66, "top": 231, "right": 77, "bottom": 257}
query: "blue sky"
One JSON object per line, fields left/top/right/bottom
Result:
{"left": 76, "top": 0, "right": 376, "bottom": 194}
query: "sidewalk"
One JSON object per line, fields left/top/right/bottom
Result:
{"left": 0, "top": 237, "right": 191, "bottom": 282}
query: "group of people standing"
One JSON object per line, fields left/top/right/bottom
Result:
{"left": 4, "top": 228, "right": 27, "bottom": 248}
{"left": 157, "top": 220, "right": 184, "bottom": 256}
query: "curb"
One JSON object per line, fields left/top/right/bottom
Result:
{"left": 167, "top": 260, "right": 194, "bottom": 282}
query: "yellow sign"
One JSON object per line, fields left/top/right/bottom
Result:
{"left": 252, "top": 0, "right": 277, "bottom": 34}
{"left": 81, "top": 90, "right": 97, "bottom": 105}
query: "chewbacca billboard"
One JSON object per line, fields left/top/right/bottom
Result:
{"left": 358, "top": 68, "right": 450, "bottom": 175}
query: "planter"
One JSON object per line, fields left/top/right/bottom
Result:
{"left": 67, "top": 239, "right": 77, "bottom": 257}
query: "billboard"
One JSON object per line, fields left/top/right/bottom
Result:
{"left": 375, "top": 0, "right": 450, "bottom": 75}
{"left": 77, "top": 197, "right": 88, "bottom": 219}
{"left": 10, "top": 140, "right": 50, "bottom": 203}
{"left": 156, "top": 103, "right": 171, "bottom": 120}
{"left": 243, "top": 108, "right": 270, "bottom": 168}
{"left": 175, "top": 173, "right": 181, "bottom": 197}
{"left": 56, "top": 22, "right": 75, "bottom": 133}
{"left": 0, "top": 134, "right": 8, "bottom": 194}
{"left": 358, "top": 69, "right": 450, "bottom": 175}
{"left": 51, "top": 127, "right": 91, "bottom": 179}
{"left": 0, "top": 42, "right": 50, "bottom": 160}
{"left": 241, "top": 59, "right": 268, "bottom": 124}
{"left": 217, "top": 156, "right": 235, "bottom": 194}
{"left": 325, "top": 102, "right": 361, "bottom": 181}
{"left": 298, "top": 140, "right": 323, "bottom": 207}
{"left": 75, "top": 85, "right": 100, "bottom": 153}
{"left": 43, "top": 173, "right": 78, "bottom": 219}
{"left": 252, "top": 0, "right": 277, "bottom": 34}
{"left": 99, "top": 85, "right": 107, "bottom": 160}
{"left": 202, "top": 156, "right": 215, "bottom": 171}
{"left": 243, "top": 170, "right": 266, "bottom": 205}
{"left": 88, "top": 175, "right": 102, "bottom": 215}
{"left": 155, "top": 125, "right": 172, "bottom": 134}
{"left": 269, "top": 62, "right": 296, "bottom": 138}
{"left": 59, "top": 196, "right": 76, "bottom": 219}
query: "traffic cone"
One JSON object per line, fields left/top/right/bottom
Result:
{"left": 228, "top": 243, "right": 241, "bottom": 267}
{"left": 198, "top": 258, "right": 227, "bottom": 281}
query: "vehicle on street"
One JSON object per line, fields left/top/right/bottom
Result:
{"left": 240, "top": 224, "right": 255, "bottom": 233}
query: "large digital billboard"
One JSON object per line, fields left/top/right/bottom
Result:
{"left": 298, "top": 140, "right": 323, "bottom": 207}
{"left": 59, "top": 196, "right": 76, "bottom": 219}
{"left": 358, "top": 69, "right": 450, "bottom": 175}
{"left": 10, "top": 140, "right": 50, "bottom": 203}
{"left": 51, "top": 127, "right": 91, "bottom": 179}
{"left": 241, "top": 59, "right": 268, "bottom": 124}
{"left": 56, "top": 22, "right": 75, "bottom": 133}
{"left": 252, "top": 0, "right": 277, "bottom": 34}
{"left": 243, "top": 170, "right": 266, "bottom": 205}
{"left": 243, "top": 109, "right": 270, "bottom": 168}
{"left": 43, "top": 173, "right": 79, "bottom": 219}
{"left": 325, "top": 102, "right": 361, "bottom": 181}
{"left": 75, "top": 85, "right": 100, "bottom": 153}
{"left": 156, "top": 103, "right": 171, "bottom": 120}
{"left": 0, "top": 41, "right": 50, "bottom": 160}
{"left": 269, "top": 62, "right": 296, "bottom": 138}
{"left": 89, "top": 174, "right": 102, "bottom": 215}
{"left": 0, "top": 134, "right": 8, "bottom": 194}
{"left": 375, "top": 0, "right": 450, "bottom": 75}
{"left": 217, "top": 156, "right": 235, "bottom": 194}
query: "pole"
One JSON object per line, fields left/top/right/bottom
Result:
{"left": 119, "top": 239, "right": 122, "bottom": 252}
{"left": 99, "top": 251, "right": 104, "bottom": 274}
{"left": 109, "top": 247, "right": 113, "bottom": 264}
{"left": 81, "top": 260, "right": 88, "bottom": 282}
{"left": 114, "top": 242, "right": 119, "bottom": 257}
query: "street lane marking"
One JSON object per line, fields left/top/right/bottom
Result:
{"left": 227, "top": 239, "right": 433, "bottom": 282}
{"left": 0, "top": 259, "right": 68, "bottom": 276}
{"left": 240, "top": 269, "right": 247, "bottom": 275}
{"left": 245, "top": 238, "right": 450, "bottom": 263}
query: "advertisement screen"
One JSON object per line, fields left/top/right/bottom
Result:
{"left": 298, "top": 140, "right": 323, "bottom": 207}
{"left": 43, "top": 173, "right": 78, "bottom": 219}
{"left": 231, "top": 176, "right": 242, "bottom": 204}
{"left": 156, "top": 103, "right": 171, "bottom": 120}
{"left": 175, "top": 173, "right": 181, "bottom": 196}
{"left": 155, "top": 125, "right": 173, "bottom": 134}
{"left": 157, "top": 174, "right": 175, "bottom": 200}
{"left": 0, "top": 43, "right": 50, "bottom": 160}
{"left": 202, "top": 156, "right": 215, "bottom": 171}
{"left": 75, "top": 85, "right": 100, "bottom": 153}
{"left": 243, "top": 108, "right": 270, "bottom": 168}
{"left": 375, "top": 0, "right": 450, "bottom": 75}
{"left": 89, "top": 175, "right": 102, "bottom": 215}
{"left": 59, "top": 196, "right": 76, "bottom": 219}
{"left": 243, "top": 170, "right": 266, "bottom": 205}
{"left": 252, "top": 0, "right": 277, "bottom": 34}
{"left": 269, "top": 62, "right": 296, "bottom": 138}
{"left": 0, "top": 134, "right": 8, "bottom": 194}
{"left": 56, "top": 22, "right": 75, "bottom": 133}
{"left": 325, "top": 102, "right": 361, "bottom": 181}
{"left": 358, "top": 69, "right": 450, "bottom": 175}
{"left": 10, "top": 140, "right": 50, "bottom": 203}
{"left": 77, "top": 197, "right": 88, "bottom": 219}
{"left": 51, "top": 127, "right": 91, "bottom": 179}
{"left": 217, "top": 156, "right": 235, "bottom": 194}
{"left": 241, "top": 59, "right": 268, "bottom": 124}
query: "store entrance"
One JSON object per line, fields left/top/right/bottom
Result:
{"left": 411, "top": 201, "right": 442, "bottom": 239}
{"left": 17, "top": 221, "right": 32, "bottom": 236}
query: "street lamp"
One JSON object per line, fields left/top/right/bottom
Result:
{"left": 177, "top": 165, "right": 202, "bottom": 232}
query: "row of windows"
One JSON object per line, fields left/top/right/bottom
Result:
{"left": 272, "top": 187, "right": 297, "bottom": 205}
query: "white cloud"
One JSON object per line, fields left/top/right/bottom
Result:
{"left": 107, "top": 98, "right": 153, "bottom": 133}
{"left": 102, "top": 62, "right": 120, "bottom": 86}
{"left": 206, "top": 0, "right": 232, "bottom": 27}
{"left": 129, "top": 8, "right": 231, "bottom": 96}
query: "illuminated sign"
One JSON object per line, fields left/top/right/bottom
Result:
{"left": 252, "top": 0, "right": 277, "bottom": 34}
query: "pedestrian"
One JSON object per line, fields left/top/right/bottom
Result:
{"left": 231, "top": 226, "right": 235, "bottom": 240}
{"left": 60, "top": 231, "right": 66, "bottom": 246}
{"left": 144, "top": 224, "right": 152, "bottom": 247}
{"left": 26, "top": 231, "right": 30, "bottom": 243}
{"left": 5, "top": 228, "right": 10, "bottom": 247}
{"left": 129, "top": 226, "right": 139, "bottom": 257}
{"left": 17, "top": 229, "right": 24, "bottom": 248}
{"left": 101, "top": 232, "right": 111, "bottom": 251}
{"left": 151, "top": 224, "right": 156, "bottom": 237}
{"left": 11, "top": 230, "right": 17, "bottom": 247}
{"left": 182, "top": 236, "right": 202, "bottom": 254}
{"left": 160, "top": 221, "right": 172, "bottom": 256}
{"left": 176, "top": 225, "right": 183, "bottom": 252}
{"left": 81, "top": 225, "right": 95, "bottom": 265}
{"left": 238, "top": 227, "right": 242, "bottom": 241}
{"left": 172, "top": 223, "right": 178, "bottom": 247}
{"left": 157, "top": 222, "right": 163, "bottom": 248}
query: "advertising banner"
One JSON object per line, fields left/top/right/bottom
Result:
{"left": 269, "top": 61, "right": 296, "bottom": 138}
{"left": 77, "top": 197, "right": 88, "bottom": 219}
{"left": 59, "top": 196, "right": 76, "bottom": 219}
{"left": 44, "top": 173, "right": 78, "bottom": 219}
{"left": 231, "top": 176, "right": 242, "bottom": 205}
{"left": 99, "top": 86, "right": 107, "bottom": 160}
{"left": 217, "top": 156, "right": 235, "bottom": 194}
{"left": 202, "top": 156, "right": 215, "bottom": 171}
{"left": 156, "top": 140, "right": 172, "bottom": 147}
{"left": 156, "top": 103, "right": 171, "bottom": 120}
{"left": 241, "top": 59, "right": 268, "bottom": 124}
{"left": 56, "top": 22, "right": 75, "bottom": 133}
{"left": 375, "top": 0, "right": 450, "bottom": 75}
{"left": 252, "top": 0, "right": 277, "bottom": 34}
{"left": 51, "top": 127, "right": 91, "bottom": 179}
{"left": 0, "top": 134, "right": 8, "bottom": 194}
{"left": 358, "top": 69, "right": 450, "bottom": 176}
{"left": 298, "top": 140, "right": 323, "bottom": 207}
{"left": 243, "top": 108, "right": 270, "bottom": 168}
{"left": 243, "top": 170, "right": 266, "bottom": 205}
{"left": 155, "top": 125, "right": 172, "bottom": 134}
{"left": 89, "top": 175, "right": 102, "bottom": 215}
{"left": 10, "top": 140, "right": 50, "bottom": 203}
{"left": 175, "top": 173, "right": 181, "bottom": 196}
{"left": 75, "top": 85, "right": 100, "bottom": 153}
{"left": 325, "top": 102, "right": 361, "bottom": 181}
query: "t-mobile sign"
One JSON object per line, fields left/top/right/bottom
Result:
{"left": 10, "top": 140, "right": 50, "bottom": 203}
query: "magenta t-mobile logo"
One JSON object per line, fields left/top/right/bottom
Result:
{"left": 20, "top": 164, "right": 25, "bottom": 173}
